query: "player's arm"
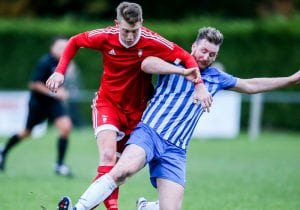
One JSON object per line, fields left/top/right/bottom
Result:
{"left": 141, "top": 56, "right": 200, "bottom": 83}
{"left": 230, "top": 70, "right": 300, "bottom": 94}
{"left": 46, "top": 35, "right": 81, "bottom": 92}
{"left": 47, "top": 32, "right": 101, "bottom": 92}
{"left": 29, "top": 81, "right": 69, "bottom": 100}
{"left": 29, "top": 81, "right": 50, "bottom": 95}
{"left": 141, "top": 56, "right": 212, "bottom": 112}
{"left": 164, "top": 44, "right": 213, "bottom": 112}
{"left": 148, "top": 35, "right": 201, "bottom": 76}
{"left": 193, "top": 82, "right": 212, "bottom": 112}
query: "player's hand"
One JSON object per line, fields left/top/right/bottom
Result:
{"left": 290, "top": 70, "right": 300, "bottom": 85}
{"left": 193, "top": 83, "right": 213, "bottom": 112}
{"left": 182, "top": 67, "right": 201, "bottom": 83}
{"left": 46, "top": 72, "right": 64, "bottom": 93}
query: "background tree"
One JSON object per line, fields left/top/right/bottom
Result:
{"left": 1, "top": 0, "right": 299, "bottom": 20}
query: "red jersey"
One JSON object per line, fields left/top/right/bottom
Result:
{"left": 56, "top": 26, "right": 197, "bottom": 112}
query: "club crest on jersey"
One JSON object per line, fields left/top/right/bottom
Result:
{"left": 174, "top": 58, "right": 182, "bottom": 65}
{"left": 101, "top": 115, "right": 108, "bottom": 123}
{"left": 138, "top": 49, "right": 143, "bottom": 57}
{"left": 108, "top": 49, "right": 116, "bottom": 55}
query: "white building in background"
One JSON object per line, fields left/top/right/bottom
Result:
{"left": 3, "top": 90, "right": 297, "bottom": 140}
{"left": 0, "top": 90, "right": 241, "bottom": 139}
{"left": 0, "top": 91, "right": 47, "bottom": 137}
{"left": 192, "top": 91, "right": 242, "bottom": 139}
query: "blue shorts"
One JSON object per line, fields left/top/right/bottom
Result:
{"left": 127, "top": 122, "right": 187, "bottom": 188}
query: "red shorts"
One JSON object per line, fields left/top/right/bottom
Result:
{"left": 92, "top": 92, "right": 143, "bottom": 152}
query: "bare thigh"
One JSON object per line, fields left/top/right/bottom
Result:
{"left": 109, "top": 144, "right": 146, "bottom": 185}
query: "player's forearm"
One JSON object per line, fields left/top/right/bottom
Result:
{"left": 193, "top": 82, "right": 212, "bottom": 112}
{"left": 239, "top": 77, "right": 293, "bottom": 93}
{"left": 141, "top": 56, "right": 184, "bottom": 75}
{"left": 29, "top": 81, "right": 55, "bottom": 96}
{"left": 173, "top": 44, "right": 198, "bottom": 69}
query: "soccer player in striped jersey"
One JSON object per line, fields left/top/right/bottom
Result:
{"left": 135, "top": 28, "right": 300, "bottom": 210}
{"left": 50, "top": 2, "right": 212, "bottom": 210}
{"left": 57, "top": 26, "right": 300, "bottom": 210}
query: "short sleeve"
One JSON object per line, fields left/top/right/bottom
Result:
{"left": 218, "top": 71, "right": 238, "bottom": 90}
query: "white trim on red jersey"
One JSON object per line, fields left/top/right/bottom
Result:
{"left": 88, "top": 28, "right": 119, "bottom": 37}
{"left": 141, "top": 30, "right": 174, "bottom": 50}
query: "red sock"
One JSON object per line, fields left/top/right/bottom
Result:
{"left": 104, "top": 188, "right": 119, "bottom": 210}
{"left": 92, "top": 166, "right": 119, "bottom": 210}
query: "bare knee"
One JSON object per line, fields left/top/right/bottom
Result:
{"left": 101, "top": 148, "right": 117, "bottom": 164}
{"left": 55, "top": 116, "right": 72, "bottom": 137}
{"left": 110, "top": 167, "right": 132, "bottom": 185}
{"left": 97, "top": 130, "right": 118, "bottom": 165}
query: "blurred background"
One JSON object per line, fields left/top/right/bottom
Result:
{"left": 1, "top": 0, "right": 300, "bottom": 136}
{"left": 1, "top": 0, "right": 299, "bottom": 20}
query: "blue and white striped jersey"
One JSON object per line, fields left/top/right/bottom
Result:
{"left": 141, "top": 66, "right": 238, "bottom": 150}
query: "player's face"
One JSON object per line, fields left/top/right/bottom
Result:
{"left": 191, "top": 39, "right": 220, "bottom": 70}
{"left": 117, "top": 20, "right": 142, "bottom": 47}
{"left": 51, "top": 39, "right": 68, "bottom": 59}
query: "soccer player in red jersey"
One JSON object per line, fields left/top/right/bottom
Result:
{"left": 47, "top": 2, "right": 212, "bottom": 210}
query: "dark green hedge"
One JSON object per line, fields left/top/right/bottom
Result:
{"left": 1, "top": 17, "right": 300, "bottom": 130}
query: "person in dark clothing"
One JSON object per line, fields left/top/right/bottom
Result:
{"left": 0, "top": 37, "right": 73, "bottom": 176}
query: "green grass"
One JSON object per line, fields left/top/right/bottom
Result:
{"left": 0, "top": 128, "right": 300, "bottom": 210}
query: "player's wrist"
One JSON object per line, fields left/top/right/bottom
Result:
{"left": 194, "top": 79, "right": 203, "bottom": 85}
{"left": 48, "top": 90, "right": 56, "bottom": 97}
{"left": 177, "top": 67, "right": 185, "bottom": 76}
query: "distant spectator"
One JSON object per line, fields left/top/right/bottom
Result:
{"left": 0, "top": 37, "right": 73, "bottom": 177}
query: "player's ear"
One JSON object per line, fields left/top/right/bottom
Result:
{"left": 191, "top": 42, "right": 197, "bottom": 54}
{"left": 114, "top": 19, "right": 119, "bottom": 26}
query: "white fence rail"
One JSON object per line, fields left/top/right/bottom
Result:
{"left": 0, "top": 90, "right": 299, "bottom": 139}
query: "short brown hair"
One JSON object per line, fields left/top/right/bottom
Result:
{"left": 196, "top": 27, "right": 224, "bottom": 45}
{"left": 116, "top": 2, "right": 143, "bottom": 24}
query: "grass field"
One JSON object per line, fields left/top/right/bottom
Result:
{"left": 0, "top": 127, "right": 300, "bottom": 210}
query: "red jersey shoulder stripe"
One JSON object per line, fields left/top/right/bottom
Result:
{"left": 88, "top": 27, "right": 119, "bottom": 37}
{"left": 141, "top": 29, "right": 174, "bottom": 50}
